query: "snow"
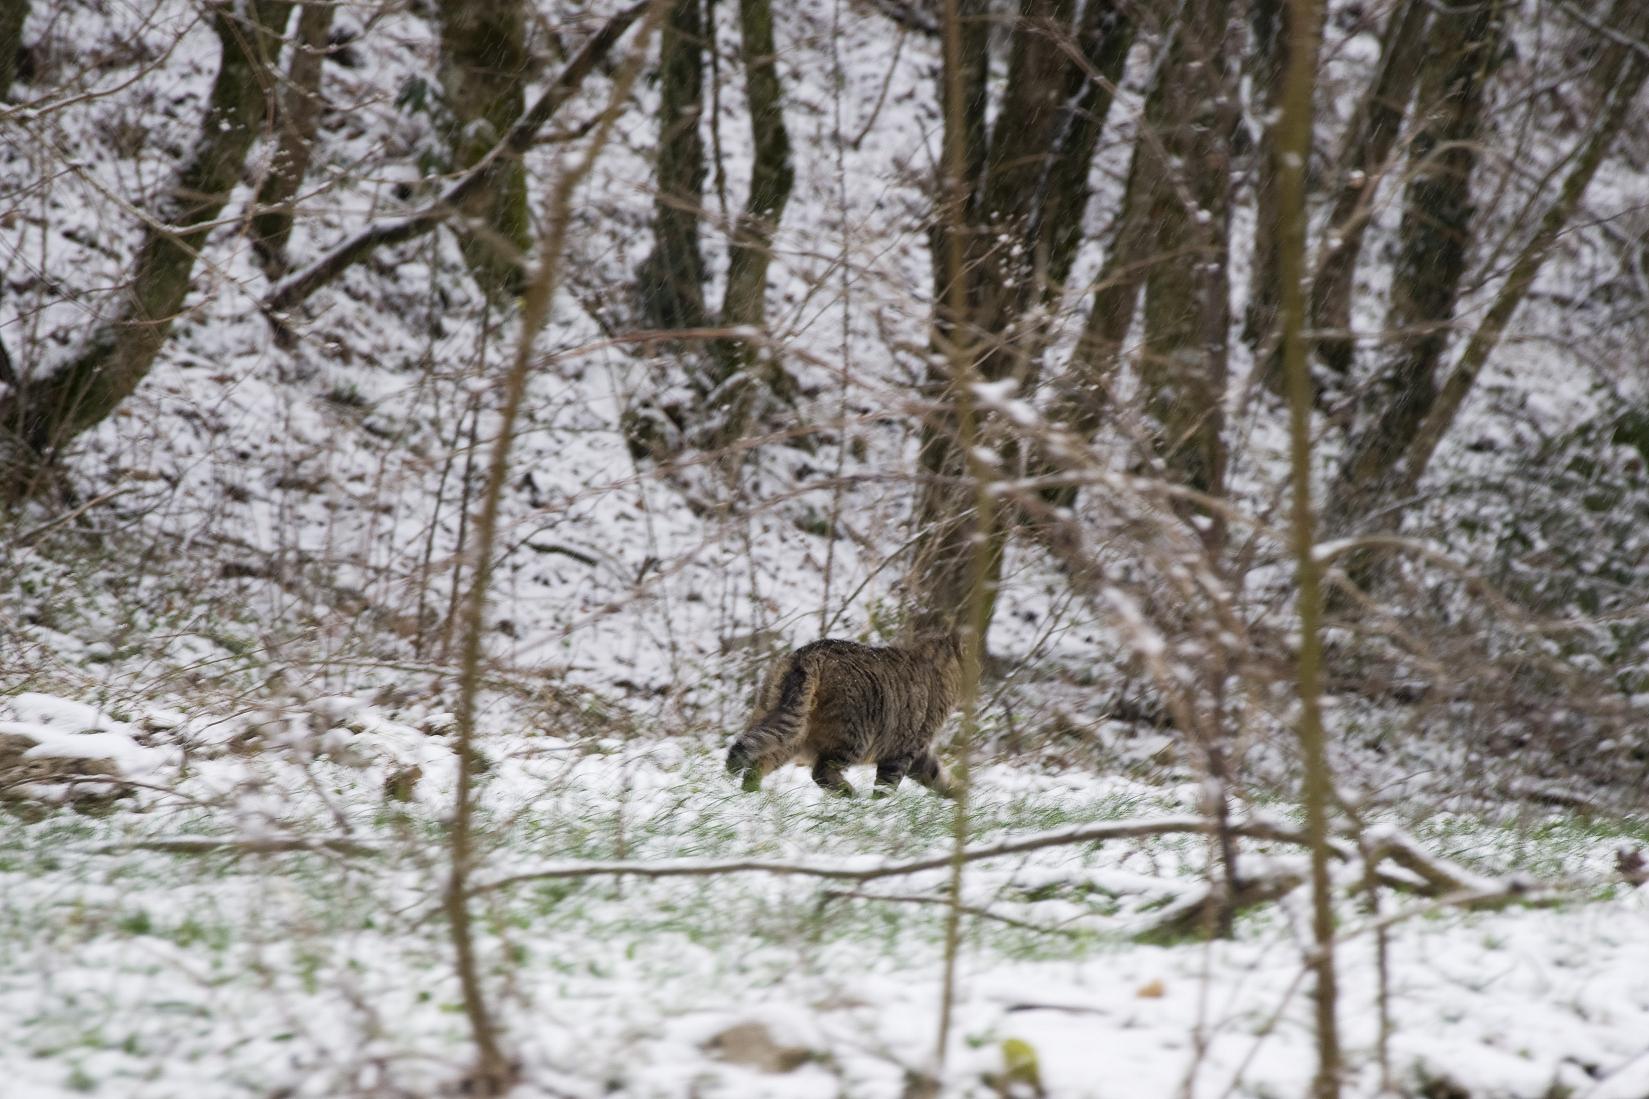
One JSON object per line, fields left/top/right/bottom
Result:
{"left": 1591, "top": 1053, "right": 1649, "bottom": 1099}
{"left": 0, "top": 694, "right": 176, "bottom": 778}
{"left": 1, "top": 720, "right": 143, "bottom": 765}
{"left": 2, "top": 691, "right": 1647, "bottom": 1098}
{"left": 3, "top": 0, "right": 1649, "bottom": 1094}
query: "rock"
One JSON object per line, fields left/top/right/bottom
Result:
{"left": 701, "top": 1022, "right": 812, "bottom": 1074}
{"left": 0, "top": 729, "right": 122, "bottom": 802}
{"left": 1616, "top": 845, "right": 1647, "bottom": 886}
{"left": 383, "top": 764, "right": 423, "bottom": 802}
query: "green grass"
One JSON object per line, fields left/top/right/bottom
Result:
{"left": 1409, "top": 810, "right": 1649, "bottom": 886}
{"left": 1, "top": 741, "right": 1639, "bottom": 1094}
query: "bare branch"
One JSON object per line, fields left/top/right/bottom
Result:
{"left": 470, "top": 814, "right": 1312, "bottom": 894}
{"left": 93, "top": 836, "right": 382, "bottom": 857}
{"left": 261, "top": 1, "right": 650, "bottom": 320}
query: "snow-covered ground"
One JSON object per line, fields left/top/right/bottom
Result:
{"left": 4, "top": 0, "right": 1645, "bottom": 710}
{"left": 2, "top": 690, "right": 1647, "bottom": 1099}
{"left": 6, "top": 0, "right": 1649, "bottom": 1094}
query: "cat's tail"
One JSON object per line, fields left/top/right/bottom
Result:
{"left": 725, "top": 655, "right": 819, "bottom": 790}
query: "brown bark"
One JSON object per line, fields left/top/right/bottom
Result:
{"left": 1304, "top": 0, "right": 1429, "bottom": 381}
{"left": 1, "top": 1, "right": 291, "bottom": 494}
{"left": 0, "top": 0, "right": 27, "bottom": 102}
{"left": 1138, "top": 0, "right": 1234, "bottom": 513}
{"left": 637, "top": 0, "right": 709, "bottom": 329}
{"left": 1053, "top": 129, "right": 1153, "bottom": 450}
{"left": 912, "top": 0, "right": 1134, "bottom": 629}
{"left": 1396, "top": 1, "right": 1649, "bottom": 503}
{"left": 1243, "top": 0, "right": 1287, "bottom": 353}
{"left": 718, "top": 0, "right": 792, "bottom": 339}
{"left": 251, "top": 1, "right": 336, "bottom": 274}
{"left": 260, "top": 3, "right": 649, "bottom": 319}
{"left": 1277, "top": 0, "right": 1340, "bottom": 1092}
{"left": 443, "top": 7, "right": 663, "bottom": 1091}
{"left": 1053, "top": 3, "right": 1231, "bottom": 489}
{"left": 707, "top": 0, "right": 796, "bottom": 431}
{"left": 1331, "top": 0, "right": 1506, "bottom": 537}
{"left": 437, "top": 0, "right": 531, "bottom": 300}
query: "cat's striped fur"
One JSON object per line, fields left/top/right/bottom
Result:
{"left": 725, "top": 631, "right": 962, "bottom": 797}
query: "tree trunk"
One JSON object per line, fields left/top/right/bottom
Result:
{"left": 1243, "top": 0, "right": 1286, "bottom": 354}
{"left": 912, "top": 0, "right": 992, "bottom": 629}
{"left": 1125, "top": 0, "right": 1240, "bottom": 937}
{"left": 436, "top": 0, "right": 531, "bottom": 301}
{"left": 251, "top": 1, "right": 336, "bottom": 274}
{"left": 1303, "top": 0, "right": 1429, "bottom": 381}
{"left": 1330, "top": 0, "right": 1505, "bottom": 538}
{"left": 260, "top": 3, "right": 649, "bottom": 319}
{"left": 1138, "top": 0, "right": 1233, "bottom": 517}
{"left": 637, "top": 0, "right": 709, "bottom": 330}
{"left": 0, "top": 0, "right": 27, "bottom": 102}
{"left": 1, "top": 0, "right": 291, "bottom": 493}
{"left": 1052, "top": 4, "right": 1232, "bottom": 494}
{"left": 1396, "top": 1, "right": 1649, "bottom": 503}
{"left": 1052, "top": 119, "right": 1154, "bottom": 456}
{"left": 911, "top": 0, "right": 1133, "bottom": 633}
{"left": 708, "top": 0, "right": 795, "bottom": 427}
{"left": 1038, "top": 2, "right": 1134, "bottom": 298}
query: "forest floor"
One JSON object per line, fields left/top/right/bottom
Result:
{"left": 3, "top": 688, "right": 1648, "bottom": 1099}
{"left": 6, "top": 0, "right": 1649, "bottom": 1094}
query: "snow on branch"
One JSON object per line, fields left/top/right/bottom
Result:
{"left": 1361, "top": 824, "right": 1526, "bottom": 904}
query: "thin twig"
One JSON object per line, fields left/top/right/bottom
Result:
{"left": 8, "top": 487, "right": 133, "bottom": 548}
{"left": 471, "top": 815, "right": 1312, "bottom": 894}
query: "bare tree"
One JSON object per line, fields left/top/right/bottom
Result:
{"left": 628, "top": 0, "right": 796, "bottom": 443}
{"left": 250, "top": 1, "right": 336, "bottom": 274}
{"left": 637, "top": 0, "right": 709, "bottom": 330}
{"left": 1395, "top": 0, "right": 1649, "bottom": 504}
{"left": 0, "top": 0, "right": 291, "bottom": 496}
{"left": 1243, "top": 0, "right": 1286, "bottom": 353}
{"left": 1330, "top": 0, "right": 1507, "bottom": 540}
{"left": 443, "top": 6, "right": 663, "bottom": 1091}
{"left": 1305, "top": 0, "right": 1429, "bottom": 381}
{"left": 436, "top": 0, "right": 532, "bottom": 300}
{"left": 1136, "top": 0, "right": 1234, "bottom": 519}
{"left": 709, "top": 0, "right": 795, "bottom": 422}
{"left": 0, "top": 0, "right": 26, "bottom": 102}
{"left": 261, "top": 3, "right": 651, "bottom": 318}
{"left": 1275, "top": 0, "right": 1340, "bottom": 1092}
{"left": 1053, "top": 2, "right": 1236, "bottom": 509}
{"left": 911, "top": 0, "right": 1136, "bottom": 633}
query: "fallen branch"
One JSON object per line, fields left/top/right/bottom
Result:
{"left": 3, "top": 773, "right": 216, "bottom": 810}
{"left": 80, "top": 811, "right": 1555, "bottom": 922}
{"left": 470, "top": 814, "right": 1312, "bottom": 894}
{"left": 1134, "top": 863, "right": 1307, "bottom": 942}
{"left": 93, "top": 835, "right": 382, "bottom": 857}
{"left": 261, "top": 1, "right": 649, "bottom": 320}
{"left": 1334, "top": 881, "right": 1562, "bottom": 948}
{"left": 7, "top": 486, "right": 135, "bottom": 548}
{"left": 1361, "top": 824, "right": 1523, "bottom": 905}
